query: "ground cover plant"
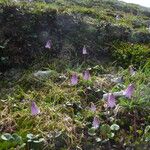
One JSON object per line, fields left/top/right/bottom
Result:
{"left": 0, "top": 0, "right": 150, "bottom": 150}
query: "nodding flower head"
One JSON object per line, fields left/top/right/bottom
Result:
{"left": 129, "top": 65, "right": 136, "bottom": 76}
{"left": 70, "top": 73, "right": 78, "bottom": 85}
{"left": 82, "top": 45, "right": 87, "bottom": 55}
{"left": 31, "top": 101, "right": 40, "bottom": 116}
{"left": 90, "top": 102, "right": 96, "bottom": 112}
{"left": 83, "top": 70, "right": 90, "bottom": 80}
{"left": 92, "top": 116, "right": 100, "bottom": 129}
{"left": 123, "top": 84, "right": 134, "bottom": 99}
{"left": 116, "top": 14, "right": 120, "bottom": 20}
{"left": 45, "top": 40, "right": 51, "bottom": 49}
{"left": 107, "top": 93, "right": 116, "bottom": 108}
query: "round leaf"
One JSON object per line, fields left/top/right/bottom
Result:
{"left": 12, "top": 133, "right": 22, "bottom": 142}
{"left": 1, "top": 133, "right": 13, "bottom": 141}
{"left": 110, "top": 124, "right": 120, "bottom": 131}
{"left": 27, "top": 133, "right": 34, "bottom": 139}
{"left": 100, "top": 124, "right": 111, "bottom": 134}
{"left": 88, "top": 127, "right": 96, "bottom": 136}
{"left": 108, "top": 132, "right": 115, "bottom": 139}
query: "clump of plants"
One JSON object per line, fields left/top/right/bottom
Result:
{"left": 111, "top": 41, "right": 150, "bottom": 67}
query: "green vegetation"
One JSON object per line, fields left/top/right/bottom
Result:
{"left": 0, "top": 0, "right": 150, "bottom": 28}
{"left": 111, "top": 42, "right": 150, "bottom": 67}
{"left": 0, "top": 0, "right": 150, "bottom": 149}
{"left": 0, "top": 59, "right": 150, "bottom": 149}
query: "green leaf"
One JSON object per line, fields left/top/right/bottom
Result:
{"left": 110, "top": 124, "right": 120, "bottom": 131}
{"left": 38, "top": 138, "right": 45, "bottom": 142}
{"left": 102, "top": 138, "right": 109, "bottom": 143}
{"left": 33, "top": 140, "right": 41, "bottom": 143}
{"left": 27, "top": 133, "right": 34, "bottom": 139}
{"left": 0, "top": 45, "right": 5, "bottom": 49}
{"left": 100, "top": 124, "right": 111, "bottom": 134}
{"left": 33, "top": 138, "right": 45, "bottom": 143}
{"left": 88, "top": 127, "right": 96, "bottom": 136}
{"left": 27, "top": 139, "right": 32, "bottom": 142}
{"left": 1, "top": 133, "right": 14, "bottom": 141}
{"left": 34, "top": 134, "right": 40, "bottom": 139}
{"left": 108, "top": 132, "right": 115, "bottom": 139}
{"left": 145, "top": 126, "right": 150, "bottom": 134}
{"left": 12, "top": 133, "right": 22, "bottom": 142}
{"left": 54, "top": 131, "right": 62, "bottom": 138}
{"left": 95, "top": 137, "right": 102, "bottom": 142}
{"left": 19, "top": 143, "right": 26, "bottom": 148}
{"left": 145, "top": 134, "right": 150, "bottom": 142}
{"left": 137, "top": 130, "right": 143, "bottom": 135}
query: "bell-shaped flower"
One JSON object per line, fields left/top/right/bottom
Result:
{"left": 129, "top": 65, "right": 136, "bottom": 76}
{"left": 90, "top": 102, "right": 96, "bottom": 112}
{"left": 92, "top": 116, "right": 100, "bottom": 129}
{"left": 31, "top": 101, "right": 40, "bottom": 116}
{"left": 82, "top": 45, "right": 87, "bottom": 55}
{"left": 45, "top": 40, "right": 51, "bottom": 49}
{"left": 70, "top": 73, "right": 78, "bottom": 85}
{"left": 116, "top": 14, "right": 120, "bottom": 20}
{"left": 107, "top": 93, "right": 116, "bottom": 108}
{"left": 123, "top": 84, "right": 134, "bottom": 99}
{"left": 83, "top": 70, "right": 90, "bottom": 80}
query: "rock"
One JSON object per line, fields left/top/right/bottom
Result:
{"left": 33, "top": 70, "right": 52, "bottom": 78}
{"left": 110, "top": 76, "right": 124, "bottom": 83}
{"left": 102, "top": 74, "right": 124, "bottom": 83}
{"left": 103, "top": 91, "right": 124, "bottom": 100}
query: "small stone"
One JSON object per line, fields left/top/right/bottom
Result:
{"left": 33, "top": 70, "right": 52, "bottom": 78}
{"left": 103, "top": 91, "right": 124, "bottom": 100}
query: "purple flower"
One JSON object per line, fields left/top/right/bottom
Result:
{"left": 92, "top": 116, "right": 100, "bottom": 129}
{"left": 31, "top": 101, "right": 40, "bottom": 116}
{"left": 90, "top": 102, "right": 96, "bottom": 112}
{"left": 70, "top": 73, "right": 78, "bottom": 85}
{"left": 107, "top": 93, "right": 116, "bottom": 108}
{"left": 123, "top": 84, "right": 134, "bottom": 99}
{"left": 129, "top": 65, "right": 136, "bottom": 76}
{"left": 45, "top": 40, "right": 51, "bottom": 49}
{"left": 116, "top": 14, "right": 120, "bottom": 20}
{"left": 83, "top": 70, "right": 90, "bottom": 80}
{"left": 82, "top": 45, "right": 87, "bottom": 55}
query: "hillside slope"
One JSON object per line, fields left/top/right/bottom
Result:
{"left": 0, "top": 0, "right": 150, "bottom": 71}
{"left": 0, "top": 0, "right": 150, "bottom": 150}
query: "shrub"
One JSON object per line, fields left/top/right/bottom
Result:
{"left": 111, "top": 42, "right": 150, "bottom": 67}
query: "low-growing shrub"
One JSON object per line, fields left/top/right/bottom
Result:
{"left": 111, "top": 42, "right": 150, "bottom": 67}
